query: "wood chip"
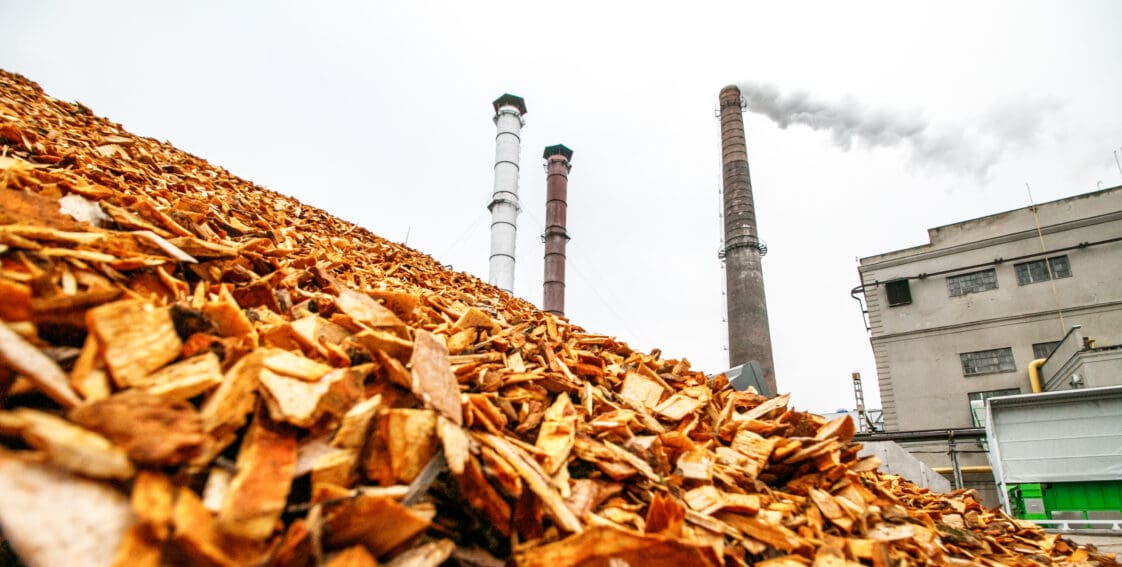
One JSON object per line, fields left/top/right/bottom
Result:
{"left": 110, "top": 524, "right": 162, "bottom": 567}
{"left": 325, "top": 545, "right": 378, "bottom": 567}
{"left": 131, "top": 470, "right": 175, "bottom": 540}
{"left": 619, "top": 372, "right": 666, "bottom": 410}
{"left": 410, "top": 329, "right": 463, "bottom": 426}
{"left": 534, "top": 393, "right": 579, "bottom": 475}
{"left": 323, "top": 495, "right": 433, "bottom": 556}
{"left": 87, "top": 299, "right": 182, "bottom": 387}
{"left": 1, "top": 408, "right": 134, "bottom": 479}
{"left": 335, "top": 286, "right": 407, "bottom": 331}
{"left": 259, "top": 365, "right": 364, "bottom": 428}
{"left": 0, "top": 453, "right": 134, "bottom": 567}
{"left": 263, "top": 347, "right": 335, "bottom": 381}
{"left": 69, "top": 391, "right": 205, "bottom": 466}
{"left": 199, "top": 349, "right": 264, "bottom": 451}
{"left": 217, "top": 411, "right": 297, "bottom": 540}
{"left": 383, "top": 538, "right": 456, "bottom": 567}
{"left": 332, "top": 393, "right": 382, "bottom": 449}
{"left": 476, "top": 432, "right": 582, "bottom": 534}
{"left": 352, "top": 327, "right": 414, "bottom": 362}
{"left": 0, "top": 70, "right": 1110, "bottom": 567}
{"left": 202, "top": 285, "right": 259, "bottom": 344}
{"left": 515, "top": 524, "right": 722, "bottom": 567}
{"left": 383, "top": 408, "right": 439, "bottom": 484}
{"left": 171, "top": 486, "right": 239, "bottom": 567}
{"left": 132, "top": 351, "right": 224, "bottom": 400}
{"left": 437, "top": 416, "right": 471, "bottom": 476}
{"left": 0, "top": 321, "right": 82, "bottom": 408}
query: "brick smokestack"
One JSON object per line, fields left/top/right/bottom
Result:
{"left": 719, "top": 84, "right": 776, "bottom": 395}
{"left": 488, "top": 94, "right": 527, "bottom": 294}
{"left": 542, "top": 144, "right": 573, "bottom": 316}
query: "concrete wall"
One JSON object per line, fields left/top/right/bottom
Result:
{"left": 961, "top": 472, "right": 1002, "bottom": 509}
{"left": 1046, "top": 348, "right": 1122, "bottom": 391}
{"left": 1065, "top": 534, "right": 1122, "bottom": 555}
{"left": 875, "top": 308, "right": 1122, "bottom": 430}
{"left": 863, "top": 217, "right": 1122, "bottom": 338}
{"left": 865, "top": 187, "right": 1122, "bottom": 261}
{"left": 859, "top": 186, "right": 1122, "bottom": 433}
{"left": 1042, "top": 326, "right": 1088, "bottom": 382}
{"left": 887, "top": 439, "right": 1002, "bottom": 506}
{"left": 858, "top": 441, "right": 952, "bottom": 493}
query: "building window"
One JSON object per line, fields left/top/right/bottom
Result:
{"left": 960, "top": 347, "right": 1016, "bottom": 376}
{"left": 885, "top": 279, "right": 912, "bottom": 307}
{"left": 1032, "top": 341, "right": 1061, "bottom": 360}
{"left": 1015, "top": 255, "right": 1071, "bottom": 286}
{"left": 947, "top": 268, "right": 998, "bottom": 297}
{"left": 968, "top": 388, "right": 1022, "bottom": 426}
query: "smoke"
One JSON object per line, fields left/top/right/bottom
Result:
{"left": 737, "top": 80, "right": 1061, "bottom": 180}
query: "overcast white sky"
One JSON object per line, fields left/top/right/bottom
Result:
{"left": 3, "top": 2, "right": 1121, "bottom": 412}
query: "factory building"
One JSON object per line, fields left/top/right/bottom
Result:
{"left": 858, "top": 185, "right": 1122, "bottom": 431}
{"left": 856, "top": 185, "right": 1122, "bottom": 502}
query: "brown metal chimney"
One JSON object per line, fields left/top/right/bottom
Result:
{"left": 542, "top": 144, "right": 573, "bottom": 316}
{"left": 718, "top": 85, "right": 776, "bottom": 395}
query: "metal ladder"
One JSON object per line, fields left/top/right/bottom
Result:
{"left": 852, "top": 372, "right": 867, "bottom": 433}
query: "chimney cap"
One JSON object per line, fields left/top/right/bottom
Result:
{"left": 543, "top": 144, "right": 573, "bottom": 161}
{"left": 492, "top": 94, "right": 527, "bottom": 114}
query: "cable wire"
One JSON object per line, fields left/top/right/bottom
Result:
{"left": 1025, "top": 183, "right": 1067, "bottom": 335}
{"left": 521, "top": 205, "right": 649, "bottom": 346}
{"left": 437, "top": 209, "right": 488, "bottom": 262}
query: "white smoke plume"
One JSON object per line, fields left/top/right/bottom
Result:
{"left": 737, "top": 80, "right": 1061, "bottom": 180}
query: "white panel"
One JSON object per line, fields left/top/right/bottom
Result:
{"left": 988, "top": 387, "right": 1122, "bottom": 483}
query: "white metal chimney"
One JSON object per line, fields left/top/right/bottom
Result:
{"left": 487, "top": 94, "right": 527, "bottom": 294}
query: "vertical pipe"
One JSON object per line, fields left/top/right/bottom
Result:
{"left": 719, "top": 85, "right": 776, "bottom": 396}
{"left": 949, "top": 435, "right": 964, "bottom": 490}
{"left": 488, "top": 94, "right": 527, "bottom": 294}
{"left": 542, "top": 144, "right": 573, "bottom": 316}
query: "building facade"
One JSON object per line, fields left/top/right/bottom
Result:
{"left": 1039, "top": 325, "right": 1122, "bottom": 392}
{"left": 858, "top": 186, "right": 1122, "bottom": 434}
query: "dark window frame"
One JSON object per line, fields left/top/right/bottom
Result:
{"left": 1015, "top": 255, "right": 1072, "bottom": 286}
{"left": 968, "top": 388, "right": 1022, "bottom": 426}
{"left": 968, "top": 388, "right": 1022, "bottom": 404}
{"left": 885, "top": 279, "right": 912, "bottom": 307}
{"left": 960, "top": 347, "right": 1016, "bottom": 376}
{"left": 1032, "top": 341, "right": 1061, "bottom": 360}
{"left": 946, "top": 268, "right": 999, "bottom": 297}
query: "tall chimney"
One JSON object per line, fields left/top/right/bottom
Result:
{"left": 488, "top": 94, "right": 527, "bottom": 294}
{"left": 542, "top": 144, "right": 573, "bottom": 316}
{"left": 718, "top": 84, "right": 776, "bottom": 395}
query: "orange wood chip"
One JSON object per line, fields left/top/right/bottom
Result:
{"left": 0, "top": 70, "right": 1108, "bottom": 567}
{"left": 217, "top": 412, "right": 297, "bottom": 540}
{"left": 410, "top": 329, "right": 463, "bottom": 426}
{"left": 70, "top": 391, "right": 204, "bottom": 466}
{"left": 86, "top": 299, "right": 182, "bottom": 388}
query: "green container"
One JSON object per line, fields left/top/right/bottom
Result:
{"left": 1009, "top": 481, "right": 1122, "bottom": 521}
{"left": 1008, "top": 483, "right": 1048, "bottom": 520}
{"left": 1044, "top": 481, "right": 1122, "bottom": 517}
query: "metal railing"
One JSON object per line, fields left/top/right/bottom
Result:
{"left": 1031, "top": 519, "right": 1122, "bottom": 532}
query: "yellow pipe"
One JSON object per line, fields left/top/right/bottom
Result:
{"left": 933, "top": 466, "right": 992, "bottom": 474}
{"left": 1028, "top": 358, "right": 1046, "bottom": 393}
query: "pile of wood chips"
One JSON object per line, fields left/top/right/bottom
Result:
{"left": 0, "top": 69, "right": 1116, "bottom": 567}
